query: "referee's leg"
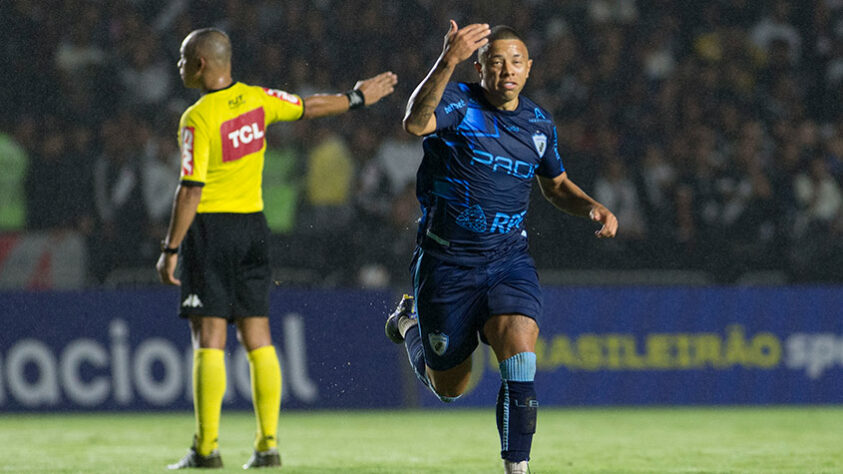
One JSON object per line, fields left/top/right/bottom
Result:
{"left": 188, "top": 316, "right": 228, "bottom": 458}
{"left": 236, "top": 317, "right": 282, "bottom": 466}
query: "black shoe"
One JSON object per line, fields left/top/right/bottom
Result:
{"left": 167, "top": 446, "right": 223, "bottom": 469}
{"left": 385, "top": 294, "right": 416, "bottom": 344}
{"left": 243, "top": 448, "right": 281, "bottom": 469}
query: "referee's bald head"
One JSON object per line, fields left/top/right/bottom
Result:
{"left": 182, "top": 28, "right": 232, "bottom": 66}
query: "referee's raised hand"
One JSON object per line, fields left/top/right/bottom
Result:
{"left": 441, "top": 21, "right": 491, "bottom": 67}
{"left": 353, "top": 71, "right": 398, "bottom": 106}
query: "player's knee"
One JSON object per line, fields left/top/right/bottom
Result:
{"left": 430, "top": 382, "right": 465, "bottom": 400}
{"left": 428, "top": 380, "right": 466, "bottom": 402}
{"left": 435, "top": 392, "right": 462, "bottom": 403}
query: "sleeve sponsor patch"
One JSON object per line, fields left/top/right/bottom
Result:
{"left": 181, "top": 126, "right": 195, "bottom": 176}
{"left": 262, "top": 87, "right": 301, "bottom": 105}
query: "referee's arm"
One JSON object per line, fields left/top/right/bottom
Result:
{"left": 156, "top": 184, "right": 203, "bottom": 285}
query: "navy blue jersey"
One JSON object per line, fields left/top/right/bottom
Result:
{"left": 415, "top": 82, "right": 564, "bottom": 263}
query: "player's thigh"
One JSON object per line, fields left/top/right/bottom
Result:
{"left": 483, "top": 251, "right": 542, "bottom": 362}
{"left": 412, "top": 249, "right": 486, "bottom": 372}
{"left": 483, "top": 314, "right": 539, "bottom": 363}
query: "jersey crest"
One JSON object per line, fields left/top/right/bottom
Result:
{"left": 428, "top": 333, "right": 449, "bottom": 356}
{"left": 532, "top": 132, "right": 547, "bottom": 157}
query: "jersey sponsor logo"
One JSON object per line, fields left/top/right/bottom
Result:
{"left": 263, "top": 88, "right": 301, "bottom": 105}
{"left": 221, "top": 108, "right": 266, "bottom": 163}
{"left": 532, "top": 132, "right": 547, "bottom": 157}
{"left": 490, "top": 210, "right": 527, "bottom": 234}
{"left": 181, "top": 126, "right": 195, "bottom": 176}
{"left": 456, "top": 204, "right": 488, "bottom": 233}
{"left": 182, "top": 294, "right": 203, "bottom": 308}
{"left": 470, "top": 150, "right": 537, "bottom": 180}
{"left": 428, "top": 333, "right": 449, "bottom": 356}
{"left": 444, "top": 99, "right": 466, "bottom": 114}
{"left": 228, "top": 94, "right": 244, "bottom": 109}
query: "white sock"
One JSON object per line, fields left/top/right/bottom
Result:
{"left": 504, "top": 460, "right": 528, "bottom": 474}
{"left": 398, "top": 315, "right": 418, "bottom": 338}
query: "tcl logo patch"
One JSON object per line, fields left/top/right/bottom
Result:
{"left": 221, "top": 108, "right": 266, "bottom": 162}
{"left": 181, "top": 126, "right": 195, "bottom": 175}
{"left": 263, "top": 88, "right": 301, "bottom": 105}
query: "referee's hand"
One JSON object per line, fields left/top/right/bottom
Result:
{"left": 354, "top": 71, "right": 398, "bottom": 106}
{"left": 156, "top": 253, "right": 181, "bottom": 286}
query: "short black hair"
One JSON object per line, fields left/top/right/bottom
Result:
{"left": 477, "top": 25, "right": 527, "bottom": 61}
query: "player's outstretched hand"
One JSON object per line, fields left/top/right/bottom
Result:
{"left": 441, "top": 20, "right": 491, "bottom": 67}
{"left": 156, "top": 253, "right": 181, "bottom": 286}
{"left": 354, "top": 71, "right": 398, "bottom": 106}
{"left": 590, "top": 206, "right": 618, "bottom": 239}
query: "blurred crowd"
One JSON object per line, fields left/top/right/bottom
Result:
{"left": 2, "top": 0, "right": 843, "bottom": 286}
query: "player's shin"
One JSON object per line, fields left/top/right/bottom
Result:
{"left": 496, "top": 352, "right": 538, "bottom": 464}
{"left": 247, "top": 345, "right": 282, "bottom": 452}
{"left": 193, "top": 348, "right": 226, "bottom": 456}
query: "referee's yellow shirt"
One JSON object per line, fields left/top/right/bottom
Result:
{"left": 178, "top": 82, "right": 304, "bottom": 213}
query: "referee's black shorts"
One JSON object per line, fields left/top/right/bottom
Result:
{"left": 178, "top": 212, "right": 271, "bottom": 320}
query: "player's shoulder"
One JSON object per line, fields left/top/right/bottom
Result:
{"left": 517, "top": 94, "right": 554, "bottom": 127}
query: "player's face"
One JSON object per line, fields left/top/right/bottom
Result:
{"left": 475, "top": 39, "right": 532, "bottom": 108}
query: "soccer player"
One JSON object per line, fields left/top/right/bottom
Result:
{"left": 385, "top": 22, "right": 617, "bottom": 473}
{"left": 156, "top": 28, "right": 396, "bottom": 469}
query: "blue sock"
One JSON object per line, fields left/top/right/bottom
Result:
{"left": 403, "top": 325, "right": 433, "bottom": 391}
{"left": 496, "top": 352, "right": 537, "bottom": 463}
{"left": 403, "top": 325, "right": 460, "bottom": 403}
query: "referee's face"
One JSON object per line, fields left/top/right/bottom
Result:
{"left": 475, "top": 39, "right": 532, "bottom": 109}
{"left": 178, "top": 36, "right": 201, "bottom": 88}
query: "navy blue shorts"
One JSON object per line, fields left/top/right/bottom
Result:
{"left": 411, "top": 247, "right": 542, "bottom": 371}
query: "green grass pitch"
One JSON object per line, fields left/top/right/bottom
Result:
{"left": 1, "top": 407, "right": 841, "bottom": 473}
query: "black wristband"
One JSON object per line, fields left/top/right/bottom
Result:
{"left": 160, "top": 240, "right": 179, "bottom": 254}
{"left": 345, "top": 89, "right": 365, "bottom": 109}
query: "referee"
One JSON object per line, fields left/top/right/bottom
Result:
{"left": 157, "top": 28, "right": 396, "bottom": 469}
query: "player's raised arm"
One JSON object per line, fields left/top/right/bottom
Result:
{"left": 403, "top": 20, "right": 491, "bottom": 136}
{"left": 537, "top": 172, "right": 619, "bottom": 238}
{"left": 301, "top": 71, "right": 398, "bottom": 119}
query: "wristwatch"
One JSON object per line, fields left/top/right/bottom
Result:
{"left": 160, "top": 240, "right": 179, "bottom": 254}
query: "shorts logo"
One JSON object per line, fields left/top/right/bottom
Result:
{"left": 182, "top": 294, "right": 203, "bottom": 308}
{"left": 221, "top": 108, "right": 265, "bottom": 162}
{"left": 263, "top": 88, "right": 301, "bottom": 105}
{"left": 181, "top": 126, "right": 195, "bottom": 176}
{"left": 428, "top": 333, "right": 449, "bottom": 356}
{"left": 532, "top": 132, "right": 547, "bottom": 157}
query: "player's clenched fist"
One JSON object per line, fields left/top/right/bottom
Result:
{"left": 441, "top": 20, "right": 491, "bottom": 67}
{"left": 354, "top": 71, "right": 398, "bottom": 106}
